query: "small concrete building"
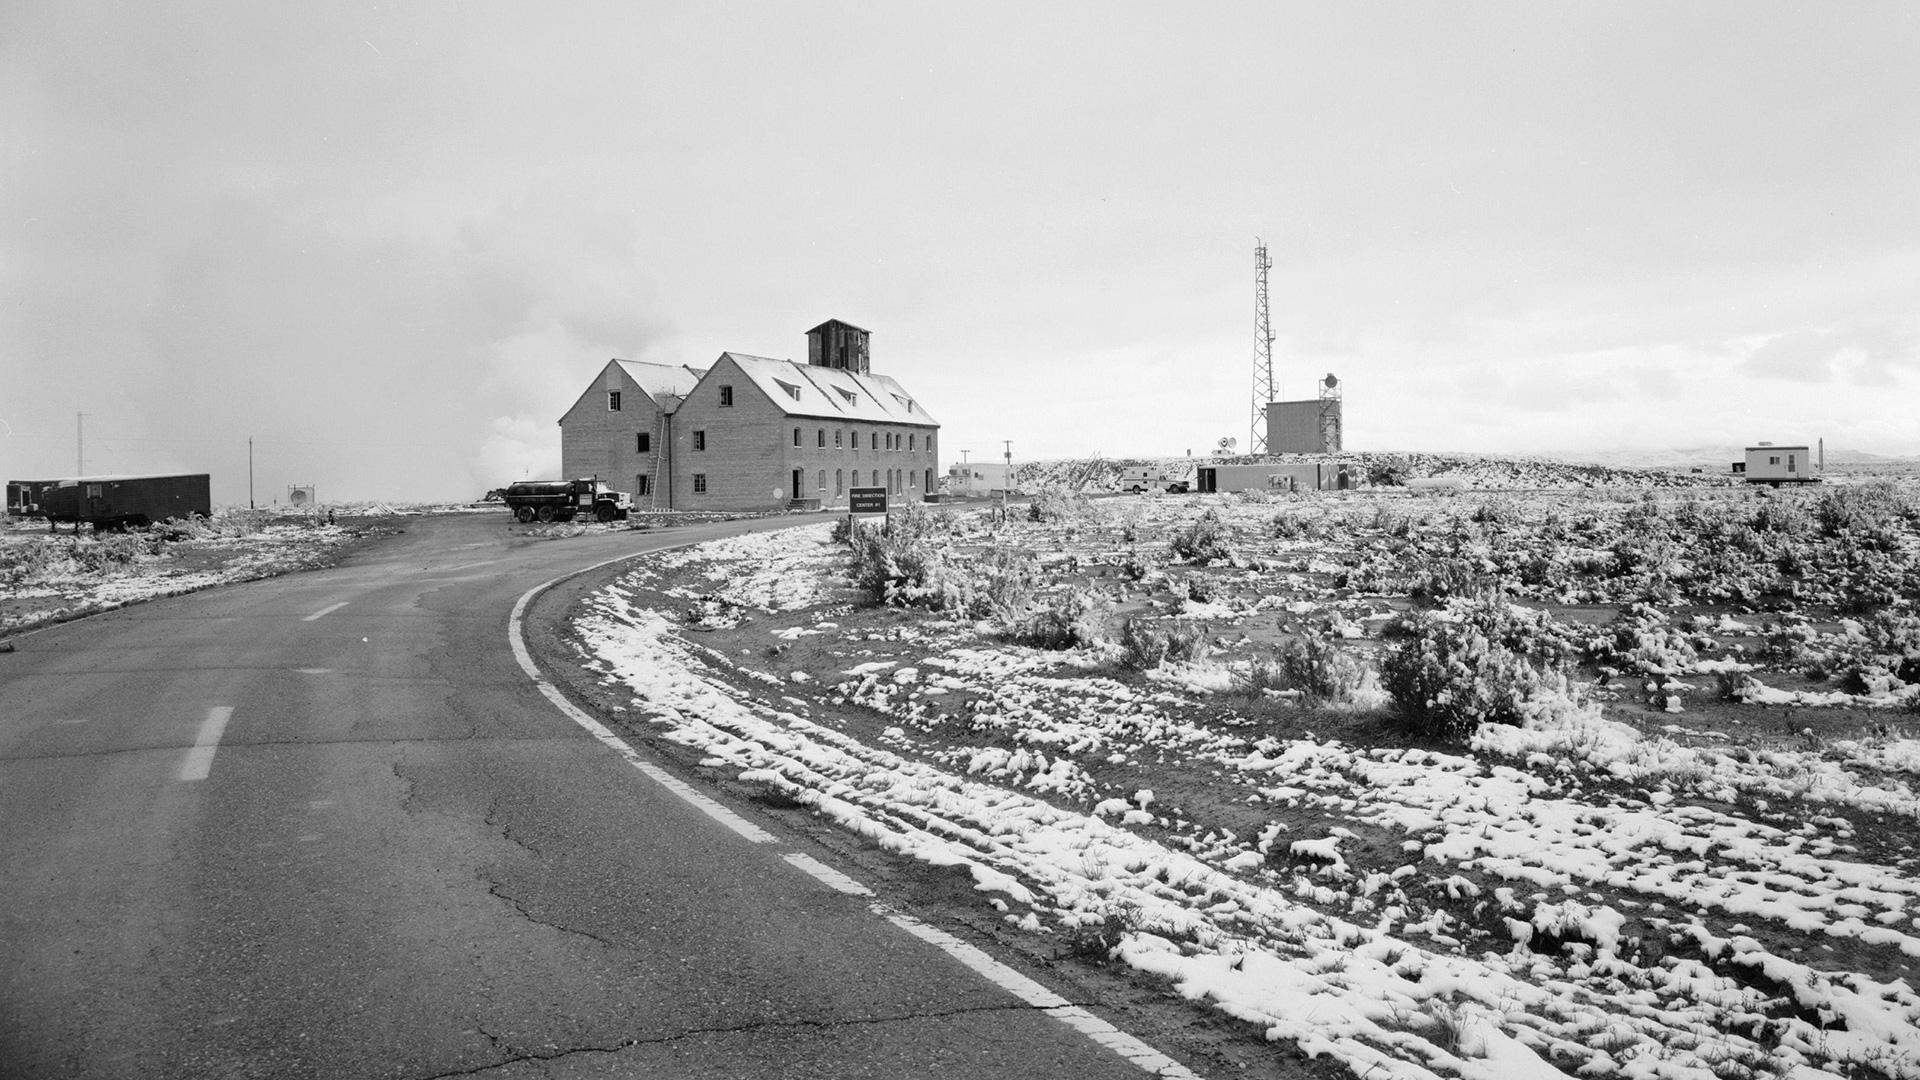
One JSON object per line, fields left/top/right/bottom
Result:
{"left": 1741, "top": 444, "right": 1815, "bottom": 485}
{"left": 559, "top": 321, "right": 939, "bottom": 512}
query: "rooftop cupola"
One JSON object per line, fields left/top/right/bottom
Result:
{"left": 806, "top": 319, "right": 870, "bottom": 374}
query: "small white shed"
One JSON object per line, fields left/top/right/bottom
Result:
{"left": 1743, "top": 445, "right": 1814, "bottom": 485}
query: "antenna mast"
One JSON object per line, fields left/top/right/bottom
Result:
{"left": 1250, "top": 239, "right": 1275, "bottom": 454}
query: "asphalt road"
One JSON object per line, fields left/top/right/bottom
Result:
{"left": 0, "top": 512, "right": 1186, "bottom": 1079}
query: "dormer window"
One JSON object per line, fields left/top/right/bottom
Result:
{"left": 835, "top": 387, "right": 858, "bottom": 406}
{"left": 774, "top": 379, "right": 802, "bottom": 401}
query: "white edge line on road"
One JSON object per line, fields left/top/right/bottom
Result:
{"left": 178, "top": 706, "right": 235, "bottom": 781}
{"left": 507, "top": 526, "right": 1197, "bottom": 1079}
{"left": 876, "top": 904, "right": 1202, "bottom": 1079}
{"left": 509, "top": 552, "right": 775, "bottom": 846}
{"left": 303, "top": 601, "right": 349, "bottom": 622}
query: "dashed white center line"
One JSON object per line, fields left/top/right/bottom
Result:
{"left": 303, "top": 602, "right": 349, "bottom": 622}
{"left": 178, "top": 706, "right": 234, "bottom": 782}
{"left": 434, "top": 560, "right": 497, "bottom": 573}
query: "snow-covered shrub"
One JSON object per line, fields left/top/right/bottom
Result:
{"left": 1470, "top": 499, "right": 1517, "bottom": 525}
{"left": 1827, "top": 611, "right": 1920, "bottom": 692}
{"left": 1169, "top": 509, "right": 1235, "bottom": 563}
{"left": 1408, "top": 554, "right": 1497, "bottom": 602}
{"left": 1184, "top": 572, "right": 1218, "bottom": 604}
{"left": 1382, "top": 607, "right": 1547, "bottom": 739}
{"left": 1027, "top": 485, "right": 1090, "bottom": 523}
{"left": 1006, "top": 589, "right": 1110, "bottom": 650}
{"left": 66, "top": 534, "right": 144, "bottom": 574}
{"left": 0, "top": 541, "right": 56, "bottom": 585}
{"left": 1590, "top": 603, "right": 1700, "bottom": 676}
{"left": 848, "top": 507, "right": 970, "bottom": 609}
{"left": 1118, "top": 617, "right": 1206, "bottom": 670}
{"left": 1366, "top": 456, "right": 1409, "bottom": 487}
{"left": 1748, "top": 496, "right": 1810, "bottom": 536}
{"left": 973, "top": 548, "right": 1039, "bottom": 623}
{"left": 1815, "top": 482, "right": 1910, "bottom": 549}
{"left": 1237, "top": 633, "right": 1366, "bottom": 706}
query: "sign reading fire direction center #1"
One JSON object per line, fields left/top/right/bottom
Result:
{"left": 847, "top": 487, "right": 888, "bottom": 514}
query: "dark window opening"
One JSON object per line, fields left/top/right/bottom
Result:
{"left": 607, "top": 391, "right": 621, "bottom": 411}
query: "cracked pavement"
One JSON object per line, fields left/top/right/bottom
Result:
{"left": 0, "top": 513, "right": 1179, "bottom": 1079}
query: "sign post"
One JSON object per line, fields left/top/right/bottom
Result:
{"left": 846, "top": 486, "right": 887, "bottom": 544}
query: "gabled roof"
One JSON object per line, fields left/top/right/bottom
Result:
{"left": 807, "top": 318, "right": 869, "bottom": 335}
{"left": 715, "top": 353, "right": 937, "bottom": 426}
{"left": 559, "top": 359, "right": 709, "bottom": 425}
{"left": 613, "top": 359, "right": 706, "bottom": 407}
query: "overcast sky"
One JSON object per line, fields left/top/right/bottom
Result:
{"left": 3, "top": 3, "right": 1916, "bottom": 503}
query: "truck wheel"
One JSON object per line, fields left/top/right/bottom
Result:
{"left": 536, "top": 505, "right": 556, "bottom": 523}
{"left": 514, "top": 505, "right": 534, "bottom": 523}
{"left": 595, "top": 503, "right": 614, "bottom": 523}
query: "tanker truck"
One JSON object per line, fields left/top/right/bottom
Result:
{"left": 502, "top": 478, "right": 631, "bottom": 523}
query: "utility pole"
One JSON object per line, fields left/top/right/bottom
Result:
{"left": 1250, "top": 239, "right": 1275, "bottom": 454}
{"left": 1001, "top": 441, "right": 1012, "bottom": 520}
{"left": 248, "top": 437, "right": 255, "bottom": 509}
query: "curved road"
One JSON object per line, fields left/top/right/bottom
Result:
{"left": 0, "top": 513, "right": 1191, "bottom": 1078}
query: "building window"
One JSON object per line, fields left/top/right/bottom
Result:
{"left": 719, "top": 385, "right": 733, "bottom": 407}
{"left": 608, "top": 390, "right": 622, "bottom": 411}
{"left": 636, "top": 432, "right": 650, "bottom": 453}
{"left": 871, "top": 433, "right": 878, "bottom": 451}
{"left": 909, "top": 469, "right": 916, "bottom": 488}
{"left": 793, "top": 427, "right": 801, "bottom": 447}
{"left": 835, "top": 430, "right": 843, "bottom": 449}
{"left": 871, "top": 470, "right": 879, "bottom": 487}
{"left": 817, "top": 429, "right": 825, "bottom": 448}
{"left": 909, "top": 433, "right": 916, "bottom": 452}
{"left": 694, "top": 430, "right": 706, "bottom": 451}
{"left": 636, "top": 475, "right": 651, "bottom": 495}
{"left": 817, "top": 470, "right": 826, "bottom": 491}
{"left": 835, "top": 469, "right": 843, "bottom": 494}
{"left": 692, "top": 473, "right": 707, "bottom": 493}
{"left": 925, "top": 469, "right": 932, "bottom": 492}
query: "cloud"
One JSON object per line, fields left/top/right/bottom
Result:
{"left": 473, "top": 415, "right": 557, "bottom": 490}
{"left": 1746, "top": 330, "right": 1840, "bottom": 382}
{"left": 1745, "top": 324, "right": 1919, "bottom": 388}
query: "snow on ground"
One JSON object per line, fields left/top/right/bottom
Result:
{"left": 577, "top": 483, "right": 1920, "bottom": 1080}
{"left": 1, "top": 514, "right": 363, "bottom": 633}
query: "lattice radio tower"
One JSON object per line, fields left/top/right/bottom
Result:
{"left": 1249, "top": 239, "right": 1276, "bottom": 454}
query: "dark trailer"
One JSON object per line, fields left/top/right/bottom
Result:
{"left": 40, "top": 474, "right": 212, "bottom": 530}
{"left": 5, "top": 479, "right": 64, "bottom": 518}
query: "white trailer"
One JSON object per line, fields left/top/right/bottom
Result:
{"left": 1742, "top": 445, "right": 1815, "bottom": 486}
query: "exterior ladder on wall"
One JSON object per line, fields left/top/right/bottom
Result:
{"left": 639, "top": 418, "right": 662, "bottom": 512}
